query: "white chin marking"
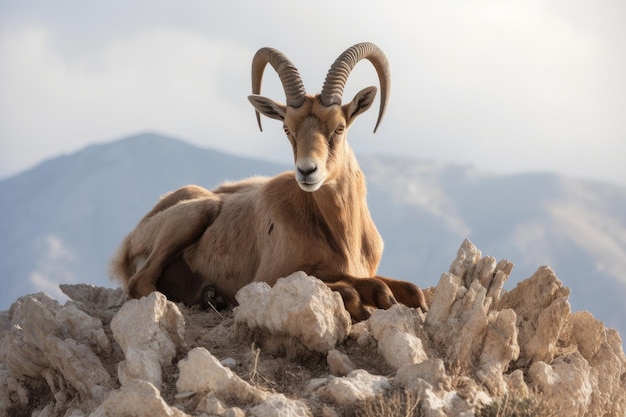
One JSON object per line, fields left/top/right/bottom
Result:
{"left": 298, "top": 181, "right": 323, "bottom": 192}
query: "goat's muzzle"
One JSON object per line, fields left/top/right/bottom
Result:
{"left": 295, "top": 158, "right": 325, "bottom": 192}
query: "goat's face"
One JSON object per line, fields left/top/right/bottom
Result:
{"left": 248, "top": 43, "right": 390, "bottom": 192}
{"left": 249, "top": 86, "right": 377, "bottom": 192}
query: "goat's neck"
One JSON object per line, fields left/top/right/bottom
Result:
{"left": 308, "top": 148, "right": 371, "bottom": 248}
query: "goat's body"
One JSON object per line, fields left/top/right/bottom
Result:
{"left": 111, "top": 43, "right": 428, "bottom": 320}
{"left": 111, "top": 153, "right": 385, "bottom": 308}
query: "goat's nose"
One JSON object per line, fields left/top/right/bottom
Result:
{"left": 297, "top": 160, "right": 317, "bottom": 176}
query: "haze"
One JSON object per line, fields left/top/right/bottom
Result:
{"left": 0, "top": 0, "right": 624, "bottom": 185}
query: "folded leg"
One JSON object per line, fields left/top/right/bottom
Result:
{"left": 377, "top": 276, "right": 428, "bottom": 312}
{"left": 126, "top": 191, "right": 222, "bottom": 299}
{"left": 312, "top": 268, "right": 427, "bottom": 321}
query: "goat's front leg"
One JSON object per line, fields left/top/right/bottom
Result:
{"left": 319, "top": 273, "right": 428, "bottom": 322}
{"left": 376, "top": 276, "right": 429, "bottom": 312}
{"left": 325, "top": 282, "right": 372, "bottom": 322}
{"left": 320, "top": 275, "right": 397, "bottom": 322}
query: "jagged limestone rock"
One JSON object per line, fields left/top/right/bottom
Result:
{"left": 425, "top": 240, "right": 519, "bottom": 396}
{"left": 60, "top": 284, "right": 127, "bottom": 312}
{"left": 0, "top": 293, "right": 113, "bottom": 416}
{"left": 0, "top": 240, "right": 625, "bottom": 417}
{"left": 91, "top": 379, "right": 189, "bottom": 417}
{"left": 55, "top": 304, "right": 111, "bottom": 354}
{"left": 248, "top": 394, "right": 312, "bottom": 417}
{"left": 499, "top": 265, "right": 571, "bottom": 367}
{"left": 367, "top": 304, "right": 428, "bottom": 370}
{"left": 395, "top": 358, "right": 448, "bottom": 392}
{"left": 528, "top": 309, "right": 626, "bottom": 416}
{"left": 234, "top": 272, "right": 351, "bottom": 353}
{"left": 196, "top": 395, "right": 227, "bottom": 415}
{"left": 317, "top": 369, "right": 391, "bottom": 405}
{"left": 528, "top": 354, "right": 594, "bottom": 416}
{"left": 176, "top": 347, "right": 268, "bottom": 404}
{"left": 327, "top": 349, "right": 357, "bottom": 377}
{"left": 110, "top": 292, "right": 184, "bottom": 390}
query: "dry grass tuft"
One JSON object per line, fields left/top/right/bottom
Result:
{"left": 344, "top": 387, "right": 422, "bottom": 417}
{"left": 476, "top": 393, "right": 558, "bottom": 417}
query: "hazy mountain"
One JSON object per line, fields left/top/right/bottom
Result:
{"left": 1, "top": 132, "right": 625, "bottom": 337}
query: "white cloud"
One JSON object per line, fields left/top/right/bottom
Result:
{"left": 0, "top": 1, "right": 624, "bottom": 184}
{"left": 29, "top": 235, "right": 76, "bottom": 300}
{"left": 0, "top": 26, "right": 258, "bottom": 175}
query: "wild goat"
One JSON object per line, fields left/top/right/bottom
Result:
{"left": 110, "top": 42, "right": 428, "bottom": 321}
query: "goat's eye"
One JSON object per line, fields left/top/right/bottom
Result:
{"left": 334, "top": 126, "right": 345, "bottom": 135}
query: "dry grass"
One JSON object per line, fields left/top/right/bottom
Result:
{"left": 343, "top": 387, "right": 422, "bottom": 417}
{"left": 476, "top": 393, "right": 558, "bottom": 417}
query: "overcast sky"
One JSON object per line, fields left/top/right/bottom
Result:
{"left": 1, "top": 0, "right": 624, "bottom": 185}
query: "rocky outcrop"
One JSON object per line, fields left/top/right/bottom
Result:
{"left": 234, "top": 271, "right": 351, "bottom": 354}
{"left": 1, "top": 240, "right": 625, "bottom": 417}
{"left": 111, "top": 292, "right": 185, "bottom": 391}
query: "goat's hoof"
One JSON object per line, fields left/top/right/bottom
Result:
{"left": 200, "top": 285, "right": 228, "bottom": 312}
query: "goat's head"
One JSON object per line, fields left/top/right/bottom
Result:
{"left": 248, "top": 42, "right": 390, "bottom": 192}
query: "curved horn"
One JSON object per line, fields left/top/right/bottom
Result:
{"left": 251, "top": 47, "right": 306, "bottom": 131}
{"left": 320, "top": 42, "right": 390, "bottom": 133}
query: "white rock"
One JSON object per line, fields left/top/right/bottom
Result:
{"left": 448, "top": 239, "right": 482, "bottom": 283}
{"left": 475, "top": 308, "right": 519, "bottom": 395}
{"left": 116, "top": 347, "right": 162, "bottom": 389}
{"left": 425, "top": 241, "right": 520, "bottom": 395}
{"left": 567, "top": 311, "right": 606, "bottom": 361}
{"left": 529, "top": 354, "right": 594, "bottom": 416}
{"left": 419, "top": 387, "right": 474, "bottom": 417}
{"left": 249, "top": 394, "right": 312, "bottom": 417}
{"left": 232, "top": 282, "right": 272, "bottom": 330}
{"left": 321, "top": 369, "right": 390, "bottom": 405}
{"left": 327, "top": 349, "right": 356, "bottom": 377}
{"left": 221, "top": 357, "right": 238, "bottom": 369}
{"left": 56, "top": 304, "right": 111, "bottom": 354}
{"left": 176, "top": 347, "right": 267, "bottom": 404}
{"left": 235, "top": 272, "right": 351, "bottom": 353}
{"left": 396, "top": 359, "right": 447, "bottom": 391}
{"left": 44, "top": 337, "right": 111, "bottom": 401}
{"left": 304, "top": 377, "right": 329, "bottom": 393}
{"left": 367, "top": 304, "right": 428, "bottom": 370}
{"left": 504, "top": 369, "right": 530, "bottom": 398}
{"left": 1, "top": 295, "right": 111, "bottom": 403}
{"left": 224, "top": 407, "right": 246, "bottom": 417}
{"left": 110, "top": 292, "right": 184, "bottom": 390}
{"left": 420, "top": 386, "right": 447, "bottom": 417}
{"left": 93, "top": 379, "right": 188, "bottom": 417}
{"left": 60, "top": 284, "right": 127, "bottom": 311}
{"left": 0, "top": 370, "right": 29, "bottom": 415}
{"left": 197, "top": 395, "right": 227, "bottom": 415}
{"left": 498, "top": 266, "right": 571, "bottom": 367}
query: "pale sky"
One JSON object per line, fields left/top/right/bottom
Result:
{"left": 1, "top": 0, "right": 624, "bottom": 185}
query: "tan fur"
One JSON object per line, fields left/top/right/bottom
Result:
{"left": 110, "top": 60, "right": 428, "bottom": 322}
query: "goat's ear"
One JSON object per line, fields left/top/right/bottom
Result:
{"left": 344, "top": 86, "right": 377, "bottom": 127}
{"left": 248, "top": 95, "right": 286, "bottom": 122}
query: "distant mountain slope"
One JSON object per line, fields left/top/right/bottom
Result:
{"left": 363, "top": 156, "right": 626, "bottom": 331}
{"left": 0, "top": 133, "right": 287, "bottom": 303}
{"left": 1, "top": 132, "right": 625, "bottom": 337}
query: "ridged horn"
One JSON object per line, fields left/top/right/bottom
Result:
{"left": 320, "top": 42, "right": 390, "bottom": 133}
{"left": 251, "top": 47, "right": 306, "bottom": 131}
